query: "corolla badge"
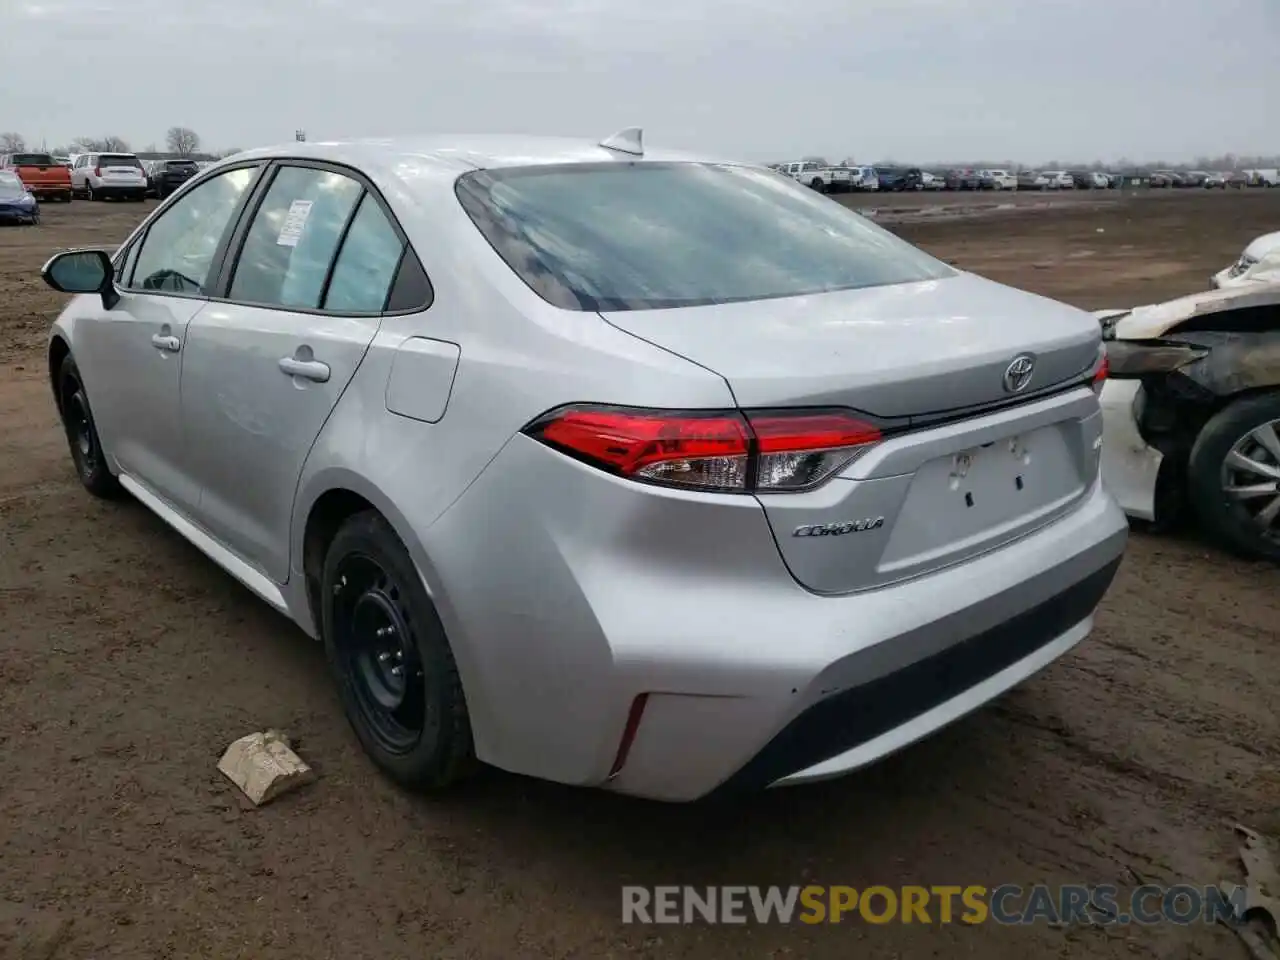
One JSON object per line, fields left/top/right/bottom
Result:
{"left": 793, "top": 518, "right": 885, "bottom": 537}
{"left": 1002, "top": 354, "right": 1036, "bottom": 393}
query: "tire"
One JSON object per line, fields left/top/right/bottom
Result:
{"left": 810, "top": 178, "right": 825, "bottom": 193}
{"left": 321, "top": 511, "right": 476, "bottom": 789}
{"left": 86, "top": 182, "right": 97, "bottom": 201}
{"left": 1187, "top": 392, "right": 1280, "bottom": 562}
{"left": 56, "top": 354, "right": 122, "bottom": 498}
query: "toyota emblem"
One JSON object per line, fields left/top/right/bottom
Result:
{"left": 1002, "top": 354, "right": 1036, "bottom": 393}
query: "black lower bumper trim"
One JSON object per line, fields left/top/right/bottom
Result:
{"left": 709, "top": 556, "right": 1123, "bottom": 797}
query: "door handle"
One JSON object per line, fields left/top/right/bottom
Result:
{"left": 278, "top": 357, "right": 331, "bottom": 383}
{"left": 151, "top": 334, "right": 181, "bottom": 352}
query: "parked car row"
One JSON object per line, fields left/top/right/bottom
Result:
{"left": 771, "top": 161, "right": 1280, "bottom": 196}
{"left": 0, "top": 151, "right": 226, "bottom": 216}
{"left": 1149, "top": 169, "right": 1278, "bottom": 188}
{"left": 771, "top": 163, "right": 1141, "bottom": 194}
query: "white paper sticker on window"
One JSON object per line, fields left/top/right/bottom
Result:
{"left": 277, "top": 199, "right": 314, "bottom": 247}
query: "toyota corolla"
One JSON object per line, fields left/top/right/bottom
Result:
{"left": 40, "top": 130, "right": 1127, "bottom": 802}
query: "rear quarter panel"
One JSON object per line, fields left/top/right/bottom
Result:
{"left": 288, "top": 164, "right": 735, "bottom": 747}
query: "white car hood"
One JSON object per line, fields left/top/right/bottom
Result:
{"left": 1243, "top": 230, "right": 1280, "bottom": 261}
{"left": 1094, "top": 283, "right": 1280, "bottom": 339}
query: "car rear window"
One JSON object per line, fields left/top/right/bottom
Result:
{"left": 165, "top": 160, "right": 198, "bottom": 170}
{"left": 10, "top": 154, "right": 54, "bottom": 166}
{"left": 455, "top": 162, "right": 954, "bottom": 312}
{"left": 100, "top": 154, "right": 140, "bottom": 167}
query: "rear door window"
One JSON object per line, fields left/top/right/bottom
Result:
{"left": 100, "top": 154, "right": 141, "bottom": 168}
{"left": 227, "top": 165, "right": 363, "bottom": 310}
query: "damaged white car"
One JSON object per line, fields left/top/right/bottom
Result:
{"left": 1212, "top": 230, "right": 1280, "bottom": 290}
{"left": 1096, "top": 284, "right": 1280, "bottom": 561}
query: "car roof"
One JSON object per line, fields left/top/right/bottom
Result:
{"left": 222, "top": 135, "right": 730, "bottom": 177}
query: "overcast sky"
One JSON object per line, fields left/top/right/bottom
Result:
{"left": 2, "top": 0, "right": 1275, "bottom": 163}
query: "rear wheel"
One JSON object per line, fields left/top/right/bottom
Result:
{"left": 1188, "top": 393, "right": 1280, "bottom": 562}
{"left": 86, "top": 182, "right": 98, "bottom": 201}
{"left": 321, "top": 511, "right": 476, "bottom": 789}
{"left": 57, "top": 355, "right": 121, "bottom": 498}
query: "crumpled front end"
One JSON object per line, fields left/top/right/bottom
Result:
{"left": 1092, "top": 287, "right": 1280, "bottom": 526}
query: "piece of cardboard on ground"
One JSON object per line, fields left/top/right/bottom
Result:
{"left": 217, "top": 729, "right": 316, "bottom": 806}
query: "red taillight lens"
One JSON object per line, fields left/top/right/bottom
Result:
{"left": 1092, "top": 352, "right": 1108, "bottom": 395}
{"left": 526, "top": 406, "right": 883, "bottom": 494}
{"left": 534, "top": 407, "right": 751, "bottom": 492}
{"left": 94, "top": 166, "right": 101, "bottom": 177}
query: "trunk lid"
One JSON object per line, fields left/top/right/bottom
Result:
{"left": 600, "top": 272, "right": 1099, "bottom": 416}
{"left": 601, "top": 272, "right": 1105, "bottom": 593}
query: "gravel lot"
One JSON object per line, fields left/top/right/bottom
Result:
{"left": 2, "top": 190, "right": 1278, "bottom": 960}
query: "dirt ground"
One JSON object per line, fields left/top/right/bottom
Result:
{"left": 2, "top": 191, "right": 1278, "bottom": 960}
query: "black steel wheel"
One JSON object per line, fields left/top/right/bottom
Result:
{"left": 57, "top": 354, "right": 121, "bottom": 498}
{"left": 322, "top": 511, "right": 475, "bottom": 789}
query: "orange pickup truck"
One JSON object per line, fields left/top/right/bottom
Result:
{"left": 0, "top": 152, "right": 72, "bottom": 202}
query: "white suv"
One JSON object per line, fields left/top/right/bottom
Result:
{"left": 71, "top": 152, "right": 148, "bottom": 201}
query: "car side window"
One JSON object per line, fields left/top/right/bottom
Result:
{"left": 228, "top": 165, "right": 362, "bottom": 310}
{"left": 322, "top": 194, "right": 405, "bottom": 313}
{"left": 127, "top": 166, "right": 257, "bottom": 295}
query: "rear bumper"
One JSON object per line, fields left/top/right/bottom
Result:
{"left": 90, "top": 180, "right": 147, "bottom": 197}
{"left": 29, "top": 186, "right": 70, "bottom": 199}
{"left": 424, "top": 434, "right": 1128, "bottom": 802}
{"left": 719, "top": 553, "right": 1119, "bottom": 794}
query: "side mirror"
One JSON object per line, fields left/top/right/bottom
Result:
{"left": 41, "top": 249, "right": 119, "bottom": 309}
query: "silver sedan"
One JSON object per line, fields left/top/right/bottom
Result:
{"left": 41, "top": 131, "right": 1126, "bottom": 801}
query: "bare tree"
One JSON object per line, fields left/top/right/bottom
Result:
{"left": 0, "top": 132, "right": 26, "bottom": 152}
{"left": 71, "top": 136, "right": 131, "bottom": 152}
{"left": 166, "top": 126, "right": 200, "bottom": 156}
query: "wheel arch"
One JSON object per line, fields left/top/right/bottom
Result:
{"left": 291, "top": 467, "right": 498, "bottom": 756}
{"left": 291, "top": 470, "right": 465, "bottom": 652}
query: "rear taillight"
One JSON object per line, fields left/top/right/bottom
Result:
{"left": 93, "top": 166, "right": 101, "bottom": 177}
{"left": 525, "top": 405, "right": 883, "bottom": 494}
{"left": 1091, "top": 350, "right": 1108, "bottom": 396}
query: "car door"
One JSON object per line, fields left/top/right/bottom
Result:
{"left": 71, "top": 163, "right": 263, "bottom": 515}
{"left": 180, "top": 162, "right": 410, "bottom": 582}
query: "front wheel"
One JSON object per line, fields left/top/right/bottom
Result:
{"left": 1188, "top": 392, "right": 1280, "bottom": 562}
{"left": 57, "top": 355, "right": 122, "bottom": 498}
{"left": 322, "top": 511, "right": 476, "bottom": 789}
